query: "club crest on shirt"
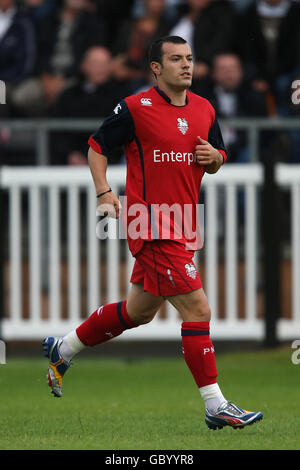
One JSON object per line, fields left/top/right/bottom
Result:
{"left": 185, "top": 263, "right": 197, "bottom": 280}
{"left": 177, "top": 117, "right": 189, "bottom": 135}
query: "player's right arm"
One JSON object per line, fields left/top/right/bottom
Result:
{"left": 88, "top": 147, "right": 122, "bottom": 219}
{"left": 87, "top": 99, "right": 135, "bottom": 219}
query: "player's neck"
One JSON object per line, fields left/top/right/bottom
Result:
{"left": 157, "top": 83, "right": 187, "bottom": 106}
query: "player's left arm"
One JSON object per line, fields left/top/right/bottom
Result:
{"left": 195, "top": 114, "right": 227, "bottom": 174}
{"left": 195, "top": 136, "right": 224, "bottom": 174}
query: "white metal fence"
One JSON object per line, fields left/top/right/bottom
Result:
{"left": 275, "top": 164, "right": 300, "bottom": 339}
{"left": 0, "top": 163, "right": 299, "bottom": 341}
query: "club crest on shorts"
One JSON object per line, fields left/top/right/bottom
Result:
{"left": 177, "top": 117, "right": 189, "bottom": 135}
{"left": 185, "top": 263, "right": 197, "bottom": 280}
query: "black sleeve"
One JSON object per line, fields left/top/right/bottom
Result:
{"left": 208, "top": 116, "right": 226, "bottom": 152}
{"left": 89, "top": 99, "right": 135, "bottom": 157}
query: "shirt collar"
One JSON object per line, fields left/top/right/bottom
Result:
{"left": 154, "top": 86, "right": 189, "bottom": 106}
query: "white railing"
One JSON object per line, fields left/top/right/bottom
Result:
{"left": 275, "top": 164, "right": 300, "bottom": 339}
{"left": 0, "top": 163, "right": 298, "bottom": 341}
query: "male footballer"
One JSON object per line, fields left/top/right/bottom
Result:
{"left": 43, "top": 36, "right": 263, "bottom": 430}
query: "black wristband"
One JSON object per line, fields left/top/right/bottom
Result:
{"left": 96, "top": 188, "right": 112, "bottom": 199}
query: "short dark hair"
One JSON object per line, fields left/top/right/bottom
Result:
{"left": 148, "top": 35, "right": 187, "bottom": 66}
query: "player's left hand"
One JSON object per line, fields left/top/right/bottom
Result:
{"left": 195, "top": 136, "right": 222, "bottom": 166}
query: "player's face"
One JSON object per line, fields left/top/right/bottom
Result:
{"left": 153, "top": 42, "right": 194, "bottom": 90}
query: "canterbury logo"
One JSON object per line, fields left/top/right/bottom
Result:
{"left": 141, "top": 98, "right": 152, "bottom": 106}
{"left": 97, "top": 306, "right": 104, "bottom": 316}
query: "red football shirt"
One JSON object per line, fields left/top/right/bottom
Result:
{"left": 88, "top": 86, "right": 227, "bottom": 256}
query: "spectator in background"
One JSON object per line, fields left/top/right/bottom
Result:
{"left": 169, "top": 0, "right": 234, "bottom": 82}
{"left": 192, "top": 0, "right": 235, "bottom": 81}
{"left": 0, "top": 0, "right": 36, "bottom": 162}
{"left": 235, "top": 0, "right": 300, "bottom": 115}
{"left": 131, "top": 0, "right": 180, "bottom": 21}
{"left": 0, "top": 0, "right": 36, "bottom": 116}
{"left": 193, "top": 53, "right": 268, "bottom": 163}
{"left": 228, "top": 0, "right": 254, "bottom": 12}
{"left": 11, "top": 0, "right": 107, "bottom": 116}
{"left": 24, "top": 0, "right": 58, "bottom": 27}
{"left": 112, "top": 0, "right": 173, "bottom": 89}
{"left": 50, "top": 46, "right": 131, "bottom": 165}
{"left": 54, "top": 46, "right": 130, "bottom": 118}
{"left": 94, "top": 0, "right": 135, "bottom": 49}
{"left": 168, "top": 0, "right": 208, "bottom": 56}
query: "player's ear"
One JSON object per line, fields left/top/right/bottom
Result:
{"left": 150, "top": 61, "right": 161, "bottom": 77}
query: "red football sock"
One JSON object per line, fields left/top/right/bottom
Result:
{"left": 76, "top": 300, "right": 138, "bottom": 346}
{"left": 181, "top": 321, "right": 218, "bottom": 388}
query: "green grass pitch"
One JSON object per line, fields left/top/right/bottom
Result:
{"left": 0, "top": 347, "right": 299, "bottom": 450}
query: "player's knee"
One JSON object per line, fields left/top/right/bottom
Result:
{"left": 182, "top": 304, "right": 211, "bottom": 322}
{"left": 197, "top": 305, "right": 211, "bottom": 322}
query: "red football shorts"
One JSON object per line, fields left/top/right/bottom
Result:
{"left": 130, "top": 240, "right": 202, "bottom": 297}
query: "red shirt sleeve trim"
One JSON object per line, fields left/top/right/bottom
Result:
{"left": 218, "top": 149, "right": 227, "bottom": 163}
{"left": 88, "top": 136, "right": 102, "bottom": 155}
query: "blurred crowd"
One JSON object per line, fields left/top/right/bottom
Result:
{"left": 1, "top": 0, "right": 300, "bottom": 165}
